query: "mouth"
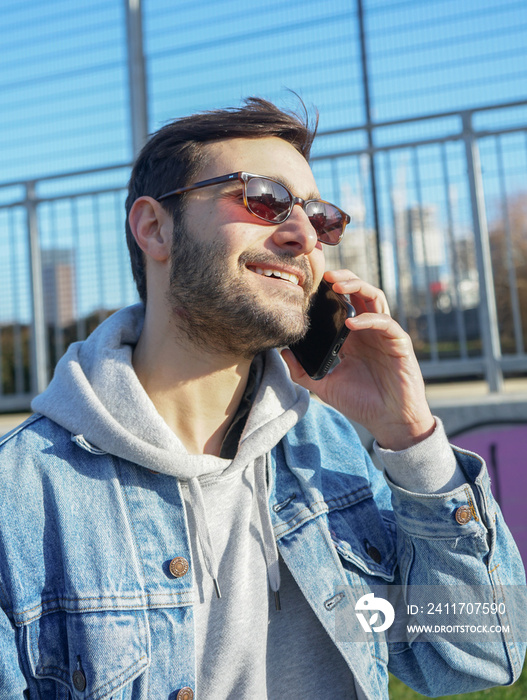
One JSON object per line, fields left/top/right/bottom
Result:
{"left": 246, "top": 265, "right": 302, "bottom": 287}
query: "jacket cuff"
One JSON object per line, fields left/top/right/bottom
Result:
{"left": 383, "top": 469, "right": 489, "bottom": 538}
{"left": 373, "top": 416, "right": 465, "bottom": 494}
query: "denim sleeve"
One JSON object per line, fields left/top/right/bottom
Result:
{"left": 383, "top": 445, "right": 527, "bottom": 695}
{"left": 0, "top": 600, "right": 28, "bottom": 697}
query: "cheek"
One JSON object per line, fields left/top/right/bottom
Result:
{"left": 311, "top": 246, "right": 326, "bottom": 283}
{"left": 183, "top": 198, "right": 221, "bottom": 239}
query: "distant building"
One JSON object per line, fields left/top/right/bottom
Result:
{"left": 399, "top": 205, "right": 480, "bottom": 312}
{"left": 405, "top": 204, "right": 446, "bottom": 292}
{"left": 41, "top": 249, "right": 76, "bottom": 327}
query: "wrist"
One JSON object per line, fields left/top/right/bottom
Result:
{"left": 373, "top": 416, "right": 463, "bottom": 494}
{"left": 374, "top": 415, "right": 436, "bottom": 452}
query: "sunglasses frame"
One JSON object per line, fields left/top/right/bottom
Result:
{"left": 157, "top": 171, "right": 350, "bottom": 245}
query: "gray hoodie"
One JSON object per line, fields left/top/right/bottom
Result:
{"left": 32, "top": 303, "right": 361, "bottom": 699}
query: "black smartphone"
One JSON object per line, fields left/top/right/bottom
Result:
{"left": 289, "top": 279, "right": 356, "bottom": 380}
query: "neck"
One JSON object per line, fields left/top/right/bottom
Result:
{"left": 132, "top": 305, "right": 254, "bottom": 456}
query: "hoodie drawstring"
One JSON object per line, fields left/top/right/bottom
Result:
{"left": 254, "top": 455, "right": 281, "bottom": 610}
{"left": 188, "top": 477, "right": 221, "bottom": 598}
{"left": 187, "top": 457, "right": 281, "bottom": 610}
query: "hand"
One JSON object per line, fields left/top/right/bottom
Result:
{"left": 281, "top": 270, "right": 435, "bottom": 451}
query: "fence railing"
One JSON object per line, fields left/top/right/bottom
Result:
{"left": 0, "top": 101, "right": 526, "bottom": 410}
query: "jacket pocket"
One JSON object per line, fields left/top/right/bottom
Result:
{"left": 328, "top": 490, "right": 397, "bottom": 582}
{"left": 25, "top": 608, "right": 149, "bottom": 699}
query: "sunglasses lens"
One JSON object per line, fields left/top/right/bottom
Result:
{"left": 305, "top": 201, "right": 345, "bottom": 245}
{"left": 245, "top": 176, "right": 346, "bottom": 245}
{"left": 246, "top": 178, "right": 291, "bottom": 222}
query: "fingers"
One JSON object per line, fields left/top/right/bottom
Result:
{"left": 323, "top": 270, "right": 390, "bottom": 316}
{"left": 345, "top": 312, "right": 404, "bottom": 338}
{"left": 342, "top": 311, "right": 415, "bottom": 361}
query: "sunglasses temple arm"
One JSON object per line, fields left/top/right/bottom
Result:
{"left": 158, "top": 172, "right": 242, "bottom": 201}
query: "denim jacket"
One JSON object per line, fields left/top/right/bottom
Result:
{"left": 0, "top": 402, "right": 525, "bottom": 699}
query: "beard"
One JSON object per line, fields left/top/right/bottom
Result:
{"left": 166, "top": 225, "right": 314, "bottom": 358}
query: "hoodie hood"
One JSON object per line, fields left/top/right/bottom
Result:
{"left": 31, "top": 303, "right": 309, "bottom": 480}
{"left": 32, "top": 302, "right": 309, "bottom": 605}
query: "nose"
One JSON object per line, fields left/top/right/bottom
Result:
{"left": 271, "top": 203, "right": 318, "bottom": 254}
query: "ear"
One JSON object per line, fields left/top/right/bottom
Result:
{"left": 128, "top": 196, "right": 172, "bottom": 262}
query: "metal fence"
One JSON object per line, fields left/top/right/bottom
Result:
{"left": 0, "top": 100, "right": 526, "bottom": 410}
{"left": 317, "top": 99, "right": 527, "bottom": 392}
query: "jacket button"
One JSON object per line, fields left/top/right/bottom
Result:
{"left": 169, "top": 557, "right": 189, "bottom": 578}
{"left": 455, "top": 505, "right": 473, "bottom": 525}
{"left": 72, "top": 669, "right": 86, "bottom": 691}
{"left": 177, "top": 687, "right": 194, "bottom": 700}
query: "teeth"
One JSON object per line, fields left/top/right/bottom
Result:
{"left": 252, "top": 267, "right": 299, "bottom": 285}
{"left": 281, "top": 272, "right": 300, "bottom": 285}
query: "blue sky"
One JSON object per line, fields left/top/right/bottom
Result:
{"left": 2, "top": 0, "right": 526, "bottom": 183}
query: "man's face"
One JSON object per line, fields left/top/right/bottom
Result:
{"left": 166, "top": 137, "right": 326, "bottom": 358}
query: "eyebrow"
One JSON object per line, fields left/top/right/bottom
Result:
{"left": 269, "top": 173, "right": 320, "bottom": 202}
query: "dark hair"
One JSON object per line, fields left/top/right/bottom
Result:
{"left": 125, "top": 97, "right": 318, "bottom": 302}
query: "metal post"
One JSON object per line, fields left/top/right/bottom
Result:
{"left": 412, "top": 149, "right": 439, "bottom": 361}
{"left": 386, "top": 152, "right": 407, "bottom": 329}
{"left": 496, "top": 136, "right": 524, "bottom": 354}
{"left": 440, "top": 144, "right": 468, "bottom": 359}
{"left": 26, "top": 182, "right": 49, "bottom": 395}
{"left": 124, "top": 0, "right": 149, "bottom": 157}
{"left": 462, "top": 112, "right": 503, "bottom": 392}
{"left": 357, "top": 0, "right": 383, "bottom": 289}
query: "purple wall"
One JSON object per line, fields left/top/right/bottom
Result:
{"left": 451, "top": 423, "right": 527, "bottom": 570}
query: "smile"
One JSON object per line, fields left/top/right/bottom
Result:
{"left": 248, "top": 266, "right": 300, "bottom": 286}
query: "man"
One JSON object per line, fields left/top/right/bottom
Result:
{"left": 0, "top": 98, "right": 524, "bottom": 699}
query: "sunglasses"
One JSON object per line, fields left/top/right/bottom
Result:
{"left": 158, "top": 171, "right": 350, "bottom": 246}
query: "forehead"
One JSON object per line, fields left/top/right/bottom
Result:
{"left": 198, "top": 137, "right": 319, "bottom": 197}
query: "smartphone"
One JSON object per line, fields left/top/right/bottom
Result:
{"left": 289, "top": 279, "right": 356, "bottom": 380}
